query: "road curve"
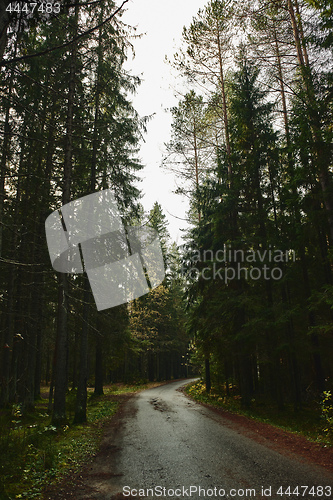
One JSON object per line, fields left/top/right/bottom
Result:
{"left": 93, "top": 379, "right": 333, "bottom": 499}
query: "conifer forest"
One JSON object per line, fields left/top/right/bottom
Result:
{"left": 1, "top": 0, "right": 333, "bottom": 495}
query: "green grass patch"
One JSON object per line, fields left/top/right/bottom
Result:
{"left": 185, "top": 380, "right": 333, "bottom": 448}
{"left": 0, "top": 382, "right": 158, "bottom": 499}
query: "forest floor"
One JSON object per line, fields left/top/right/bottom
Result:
{"left": 0, "top": 382, "right": 165, "bottom": 500}
{"left": 42, "top": 392, "right": 133, "bottom": 499}
{"left": 42, "top": 380, "right": 333, "bottom": 500}
{"left": 184, "top": 392, "right": 333, "bottom": 473}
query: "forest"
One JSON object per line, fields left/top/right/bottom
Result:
{"left": 163, "top": 0, "right": 333, "bottom": 413}
{"left": 0, "top": 0, "right": 190, "bottom": 430}
{"left": 0, "top": 0, "right": 333, "bottom": 442}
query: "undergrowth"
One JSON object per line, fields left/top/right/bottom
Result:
{"left": 0, "top": 382, "right": 156, "bottom": 499}
{"left": 185, "top": 380, "right": 333, "bottom": 448}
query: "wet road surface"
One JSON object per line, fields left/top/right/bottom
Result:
{"left": 88, "top": 379, "right": 333, "bottom": 499}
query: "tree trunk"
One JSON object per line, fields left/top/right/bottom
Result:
{"left": 52, "top": 6, "right": 79, "bottom": 425}
{"left": 74, "top": 276, "right": 90, "bottom": 423}
{"left": 94, "top": 333, "right": 104, "bottom": 395}
{"left": 287, "top": 0, "right": 333, "bottom": 242}
{"left": 52, "top": 274, "right": 70, "bottom": 424}
{"left": 216, "top": 26, "right": 232, "bottom": 180}
{"left": 0, "top": 1, "right": 11, "bottom": 63}
{"left": 76, "top": 3, "right": 104, "bottom": 412}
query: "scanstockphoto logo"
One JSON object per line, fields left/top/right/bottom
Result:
{"left": 45, "top": 189, "right": 165, "bottom": 311}
{"left": 180, "top": 245, "right": 296, "bottom": 283}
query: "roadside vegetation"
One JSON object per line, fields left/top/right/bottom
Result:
{"left": 185, "top": 381, "right": 333, "bottom": 448}
{"left": 0, "top": 383, "right": 159, "bottom": 499}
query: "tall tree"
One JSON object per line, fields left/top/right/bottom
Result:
{"left": 174, "top": 1, "right": 235, "bottom": 177}
{"left": 52, "top": 3, "right": 80, "bottom": 425}
{"left": 162, "top": 91, "right": 214, "bottom": 222}
{"left": 285, "top": 0, "right": 333, "bottom": 242}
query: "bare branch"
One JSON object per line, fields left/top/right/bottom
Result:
{"left": 0, "top": 0, "right": 130, "bottom": 67}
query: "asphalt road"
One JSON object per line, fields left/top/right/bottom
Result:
{"left": 103, "top": 379, "right": 333, "bottom": 500}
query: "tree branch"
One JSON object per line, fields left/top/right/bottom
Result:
{"left": 1, "top": 0, "right": 130, "bottom": 67}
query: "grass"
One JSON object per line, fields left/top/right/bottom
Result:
{"left": 185, "top": 380, "right": 333, "bottom": 448}
{"left": 0, "top": 382, "right": 160, "bottom": 499}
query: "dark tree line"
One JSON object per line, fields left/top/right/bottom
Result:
{"left": 164, "top": 0, "right": 333, "bottom": 409}
{"left": 0, "top": 1, "right": 189, "bottom": 424}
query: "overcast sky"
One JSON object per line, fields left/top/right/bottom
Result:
{"left": 122, "top": 0, "right": 207, "bottom": 244}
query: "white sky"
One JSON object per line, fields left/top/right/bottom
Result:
{"left": 122, "top": 0, "right": 208, "bottom": 244}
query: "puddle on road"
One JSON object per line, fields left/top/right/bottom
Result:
{"left": 149, "top": 397, "right": 174, "bottom": 413}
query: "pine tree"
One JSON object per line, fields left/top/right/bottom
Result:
{"left": 162, "top": 91, "right": 215, "bottom": 222}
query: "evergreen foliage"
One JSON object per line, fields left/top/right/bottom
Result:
{"left": 165, "top": 0, "right": 333, "bottom": 409}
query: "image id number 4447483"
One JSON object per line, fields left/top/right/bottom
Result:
{"left": 275, "top": 486, "right": 332, "bottom": 497}
{"left": 6, "top": 2, "right": 61, "bottom": 14}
